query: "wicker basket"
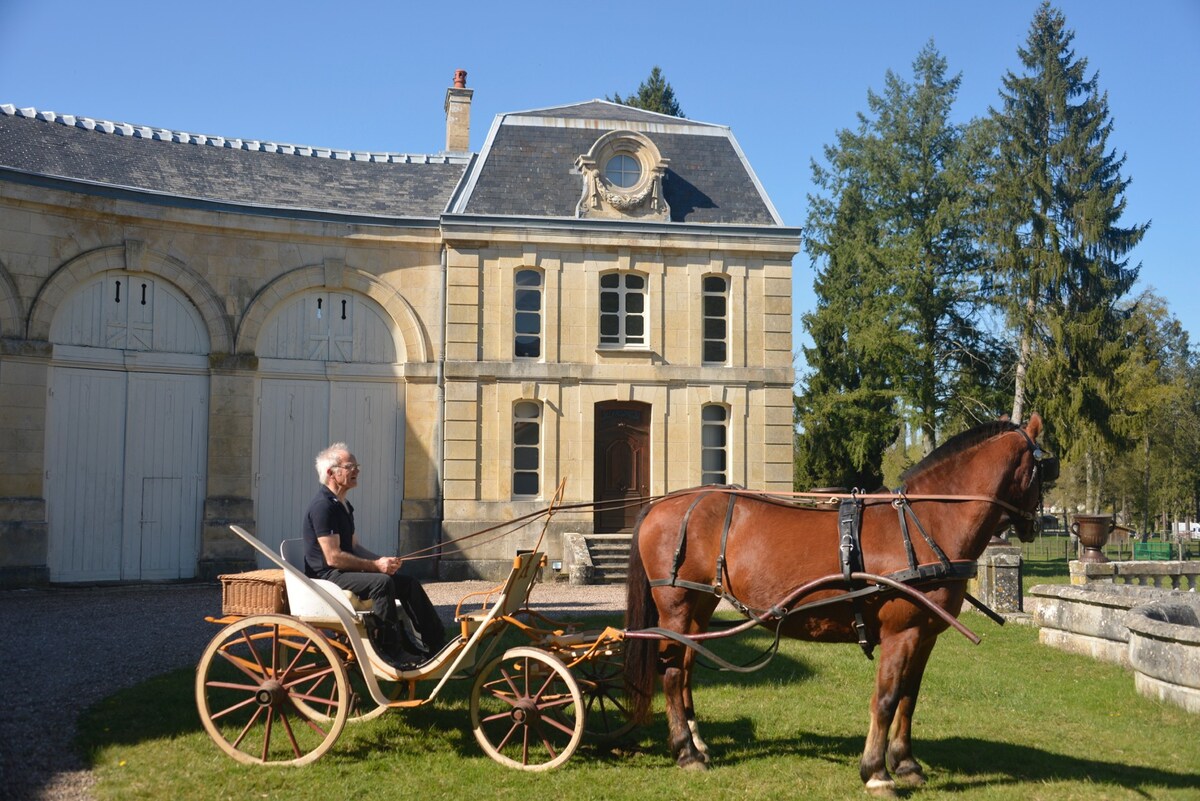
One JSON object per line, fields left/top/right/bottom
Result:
{"left": 218, "top": 569, "right": 288, "bottom": 615}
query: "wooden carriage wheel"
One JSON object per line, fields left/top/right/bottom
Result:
{"left": 575, "top": 648, "right": 637, "bottom": 741}
{"left": 470, "top": 647, "right": 585, "bottom": 770}
{"left": 291, "top": 630, "right": 403, "bottom": 724}
{"left": 195, "top": 615, "right": 350, "bottom": 765}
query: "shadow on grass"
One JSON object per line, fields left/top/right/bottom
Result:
{"left": 80, "top": 667, "right": 1199, "bottom": 796}
{"left": 645, "top": 716, "right": 1200, "bottom": 794}
{"left": 79, "top": 642, "right": 816, "bottom": 762}
{"left": 78, "top": 643, "right": 817, "bottom": 759}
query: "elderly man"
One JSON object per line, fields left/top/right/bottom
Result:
{"left": 302, "top": 442, "right": 445, "bottom": 668}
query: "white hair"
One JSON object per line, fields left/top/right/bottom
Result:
{"left": 315, "top": 442, "right": 350, "bottom": 481}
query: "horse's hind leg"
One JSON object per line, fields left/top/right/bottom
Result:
{"left": 860, "top": 629, "right": 928, "bottom": 798}
{"left": 661, "top": 643, "right": 708, "bottom": 770}
{"left": 682, "top": 655, "right": 711, "bottom": 763}
{"left": 886, "top": 637, "right": 936, "bottom": 787}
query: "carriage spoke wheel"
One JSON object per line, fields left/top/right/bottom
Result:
{"left": 576, "top": 649, "right": 637, "bottom": 741}
{"left": 470, "top": 646, "right": 584, "bottom": 771}
{"left": 291, "top": 630, "right": 401, "bottom": 724}
{"left": 195, "top": 615, "right": 350, "bottom": 765}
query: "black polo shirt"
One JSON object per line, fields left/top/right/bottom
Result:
{"left": 302, "top": 484, "right": 355, "bottom": 579}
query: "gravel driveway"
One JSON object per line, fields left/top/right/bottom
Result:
{"left": 0, "top": 578, "right": 626, "bottom": 801}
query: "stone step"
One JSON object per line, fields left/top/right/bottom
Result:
{"left": 593, "top": 568, "right": 628, "bottom": 584}
{"left": 590, "top": 547, "right": 631, "bottom": 560}
{"left": 584, "top": 533, "right": 632, "bottom": 584}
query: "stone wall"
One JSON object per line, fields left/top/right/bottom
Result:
{"left": 1030, "top": 574, "right": 1200, "bottom": 714}
{"left": 0, "top": 180, "right": 445, "bottom": 585}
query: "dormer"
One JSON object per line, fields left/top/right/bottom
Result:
{"left": 574, "top": 130, "right": 670, "bottom": 221}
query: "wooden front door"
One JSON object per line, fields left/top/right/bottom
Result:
{"left": 594, "top": 401, "right": 650, "bottom": 532}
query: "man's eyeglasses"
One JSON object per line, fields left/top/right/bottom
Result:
{"left": 335, "top": 463, "right": 362, "bottom": 472}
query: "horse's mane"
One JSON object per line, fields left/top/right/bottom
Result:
{"left": 899, "top": 420, "right": 1019, "bottom": 486}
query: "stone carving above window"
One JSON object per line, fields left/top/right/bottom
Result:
{"left": 575, "top": 130, "right": 670, "bottom": 221}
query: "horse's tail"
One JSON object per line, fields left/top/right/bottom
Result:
{"left": 623, "top": 505, "right": 658, "bottom": 725}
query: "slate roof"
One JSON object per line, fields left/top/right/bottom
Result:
{"left": 0, "top": 101, "right": 784, "bottom": 227}
{"left": 452, "top": 100, "right": 781, "bottom": 226}
{"left": 0, "top": 105, "right": 469, "bottom": 220}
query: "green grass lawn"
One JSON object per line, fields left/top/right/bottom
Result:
{"left": 79, "top": 610, "right": 1199, "bottom": 801}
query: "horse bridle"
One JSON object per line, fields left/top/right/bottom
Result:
{"left": 1011, "top": 426, "right": 1060, "bottom": 532}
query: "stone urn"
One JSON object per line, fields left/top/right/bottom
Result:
{"left": 1071, "top": 513, "right": 1115, "bottom": 563}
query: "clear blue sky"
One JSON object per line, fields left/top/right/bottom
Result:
{"left": 3, "top": 0, "right": 1197, "bottom": 352}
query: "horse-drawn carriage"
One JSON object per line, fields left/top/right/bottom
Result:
{"left": 197, "top": 415, "right": 1057, "bottom": 797}
{"left": 196, "top": 524, "right": 629, "bottom": 770}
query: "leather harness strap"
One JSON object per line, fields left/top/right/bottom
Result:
{"left": 647, "top": 489, "right": 996, "bottom": 658}
{"left": 838, "top": 498, "right": 873, "bottom": 657}
{"left": 654, "top": 487, "right": 747, "bottom": 599}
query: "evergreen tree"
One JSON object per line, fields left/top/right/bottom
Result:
{"left": 795, "top": 181, "right": 900, "bottom": 491}
{"left": 798, "top": 41, "right": 995, "bottom": 489}
{"left": 608, "top": 66, "right": 685, "bottom": 118}
{"left": 864, "top": 43, "right": 998, "bottom": 452}
{"left": 1108, "top": 293, "right": 1193, "bottom": 531}
{"left": 984, "top": 3, "right": 1147, "bottom": 503}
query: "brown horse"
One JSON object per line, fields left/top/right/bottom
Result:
{"left": 624, "top": 414, "right": 1056, "bottom": 797}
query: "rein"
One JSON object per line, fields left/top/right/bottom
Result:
{"left": 393, "top": 481, "right": 1035, "bottom": 564}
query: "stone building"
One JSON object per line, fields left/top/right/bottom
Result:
{"left": 0, "top": 73, "right": 798, "bottom": 587}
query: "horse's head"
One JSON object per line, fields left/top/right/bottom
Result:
{"left": 1002, "top": 413, "right": 1059, "bottom": 543}
{"left": 899, "top": 414, "right": 1059, "bottom": 547}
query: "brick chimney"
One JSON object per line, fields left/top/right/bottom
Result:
{"left": 444, "top": 69, "right": 473, "bottom": 153}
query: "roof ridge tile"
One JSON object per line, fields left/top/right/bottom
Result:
{"left": 0, "top": 103, "right": 471, "bottom": 164}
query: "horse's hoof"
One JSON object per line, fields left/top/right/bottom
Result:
{"left": 864, "top": 778, "right": 898, "bottom": 798}
{"left": 893, "top": 766, "right": 927, "bottom": 787}
{"left": 681, "top": 760, "right": 709, "bottom": 772}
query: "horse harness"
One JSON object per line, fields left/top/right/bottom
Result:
{"left": 647, "top": 488, "right": 983, "bottom": 659}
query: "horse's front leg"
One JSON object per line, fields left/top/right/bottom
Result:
{"left": 885, "top": 636, "right": 936, "bottom": 788}
{"left": 661, "top": 643, "right": 708, "bottom": 770}
{"left": 860, "top": 629, "right": 926, "bottom": 798}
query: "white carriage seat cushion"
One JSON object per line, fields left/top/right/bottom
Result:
{"left": 279, "top": 538, "right": 373, "bottom": 618}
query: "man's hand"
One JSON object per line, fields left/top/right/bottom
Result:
{"left": 374, "top": 556, "right": 405, "bottom": 574}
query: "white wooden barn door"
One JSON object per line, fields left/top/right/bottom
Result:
{"left": 253, "top": 290, "right": 404, "bottom": 564}
{"left": 46, "top": 273, "right": 210, "bottom": 582}
{"left": 45, "top": 368, "right": 126, "bottom": 580}
{"left": 124, "top": 372, "right": 207, "bottom": 579}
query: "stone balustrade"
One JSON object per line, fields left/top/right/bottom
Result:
{"left": 1069, "top": 559, "right": 1200, "bottom": 590}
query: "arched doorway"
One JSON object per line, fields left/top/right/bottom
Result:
{"left": 46, "top": 272, "right": 210, "bottom": 581}
{"left": 593, "top": 401, "right": 650, "bottom": 532}
{"left": 252, "top": 289, "right": 405, "bottom": 562}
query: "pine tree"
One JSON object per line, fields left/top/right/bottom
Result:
{"left": 984, "top": 2, "right": 1147, "bottom": 509}
{"left": 797, "top": 129, "right": 905, "bottom": 490}
{"left": 862, "top": 43, "right": 998, "bottom": 451}
{"left": 797, "top": 41, "right": 996, "bottom": 489}
{"left": 608, "top": 67, "right": 685, "bottom": 118}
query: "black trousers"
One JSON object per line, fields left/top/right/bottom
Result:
{"left": 321, "top": 569, "right": 445, "bottom": 653}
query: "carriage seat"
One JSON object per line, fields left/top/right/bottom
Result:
{"left": 279, "top": 538, "right": 373, "bottom": 620}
